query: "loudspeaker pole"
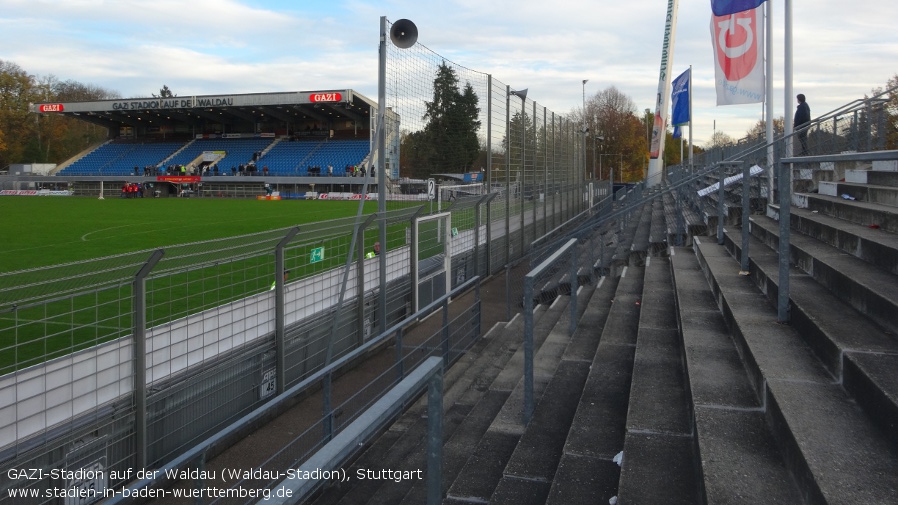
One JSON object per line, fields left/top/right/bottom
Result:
{"left": 377, "top": 16, "right": 388, "bottom": 334}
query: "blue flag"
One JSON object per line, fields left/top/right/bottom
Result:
{"left": 673, "top": 125, "right": 682, "bottom": 139}
{"left": 710, "top": 0, "right": 766, "bottom": 16}
{"left": 671, "top": 69, "right": 690, "bottom": 127}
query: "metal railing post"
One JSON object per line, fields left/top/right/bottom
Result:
{"left": 505, "top": 263, "right": 512, "bottom": 321}
{"left": 357, "top": 220, "right": 369, "bottom": 345}
{"left": 676, "top": 177, "right": 686, "bottom": 246}
{"left": 474, "top": 281, "right": 482, "bottom": 339}
{"left": 396, "top": 327, "right": 405, "bottom": 380}
{"left": 741, "top": 163, "right": 751, "bottom": 272}
{"left": 323, "top": 374, "right": 333, "bottom": 441}
{"left": 426, "top": 369, "right": 444, "bottom": 505}
{"left": 569, "top": 244, "right": 578, "bottom": 336}
{"left": 777, "top": 157, "right": 791, "bottom": 323}
{"left": 275, "top": 227, "right": 300, "bottom": 394}
{"left": 441, "top": 298, "right": 450, "bottom": 366}
{"left": 523, "top": 274, "right": 534, "bottom": 424}
{"left": 718, "top": 162, "right": 726, "bottom": 245}
{"left": 133, "top": 248, "right": 164, "bottom": 469}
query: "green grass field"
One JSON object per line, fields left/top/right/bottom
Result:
{"left": 0, "top": 197, "right": 386, "bottom": 273}
{"left": 0, "top": 196, "right": 433, "bottom": 374}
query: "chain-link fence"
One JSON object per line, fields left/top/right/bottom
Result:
{"left": 0, "top": 18, "right": 619, "bottom": 504}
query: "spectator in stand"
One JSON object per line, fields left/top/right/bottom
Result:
{"left": 263, "top": 166, "right": 269, "bottom": 176}
{"left": 794, "top": 93, "right": 811, "bottom": 156}
{"left": 231, "top": 166, "right": 237, "bottom": 176}
{"left": 328, "top": 165, "right": 333, "bottom": 176}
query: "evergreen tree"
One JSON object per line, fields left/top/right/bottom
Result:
{"left": 406, "top": 62, "right": 481, "bottom": 178}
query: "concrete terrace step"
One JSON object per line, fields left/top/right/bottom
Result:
{"left": 617, "top": 255, "right": 699, "bottom": 505}
{"left": 670, "top": 246, "right": 802, "bottom": 504}
{"left": 786, "top": 205, "right": 898, "bottom": 276}
{"left": 723, "top": 228, "right": 898, "bottom": 449}
{"left": 648, "top": 197, "right": 669, "bottom": 255}
{"left": 749, "top": 214, "right": 898, "bottom": 336}
{"left": 444, "top": 283, "right": 598, "bottom": 504}
{"left": 610, "top": 203, "right": 649, "bottom": 274}
{"left": 694, "top": 238, "right": 898, "bottom": 504}
{"left": 845, "top": 168, "right": 898, "bottom": 187}
{"left": 629, "top": 200, "right": 654, "bottom": 266}
{"left": 819, "top": 181, "right": 898, "bottom": 207}
{"left": 804, "top": 193, "right": 898, "bottom": 233}
{"left": 663, "top": 188, "right": 705, "bottom": 244}
{"left": 545, "top": 265, "right": 646, "bottom": 505}
{"left": 488, "top": 275, "right": 619, "bottom": 505}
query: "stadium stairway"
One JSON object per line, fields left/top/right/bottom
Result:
{"left": 672, "top": 153, "right": 898, "bottom": 503}
{"left": 304, "top": 200, "right": 646, "bottom": 505}
{"left": 178, "top": 158, "right": 898, "bottom": 504}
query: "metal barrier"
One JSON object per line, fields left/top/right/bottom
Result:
{"left": 101, "top": 276, "right": 478, "bottom": 504}
{"left": 260, "top": 356, "right": 444, "bottom": 505}
{"left": 522, "top": 238, "right": 579, "bottom": 423}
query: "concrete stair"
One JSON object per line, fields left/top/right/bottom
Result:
{"left": 545, "top": 265, "right": 645, "bottom": 505}
{"left": 671, "top": 246, "right": 802, "bottom": 503}
{"left": 442, "top": 282, "right": 600, "bottom": 504}
{"left": 308, "top": 153, "right": 898, "bottom": 504}
{"left": 616, "top": 254, "right": 698, "bottom": 504}
{"left": 694, "top": 237, "right": 898, "bottom": 503}
{"left": 486, "top": 276, "right": 617, "bottom": 505}
{"left": 310, "top": 288, "right": 576, "bottom": 505}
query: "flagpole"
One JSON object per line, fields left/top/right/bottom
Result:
{"left": 688, "top": 64, "right": 693, "bottom": 171}
{"left": 784, "top": 0, "right": 794, "bottom": 157}
{"left": 647, "top": 0, "right": 680, "bottom": 188}
{"left": 766, "top": 0, "right": 775, "bottom": 198}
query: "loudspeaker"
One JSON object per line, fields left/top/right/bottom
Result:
{"left": 390, "top": 19, "right": 418, "bottom": 49}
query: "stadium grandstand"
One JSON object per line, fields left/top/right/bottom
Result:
{"left": 10, "top": 90, "right": 416, "bottom": 198}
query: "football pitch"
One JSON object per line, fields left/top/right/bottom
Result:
{"left": 0, "top": 197, "right": 383, "bottom": 273}
{"left": 0, "top": 196, "right": 425, "bottom": 374}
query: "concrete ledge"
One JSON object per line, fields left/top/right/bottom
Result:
{"left": 695, "top": 239, "right": 898, "bottom": 504}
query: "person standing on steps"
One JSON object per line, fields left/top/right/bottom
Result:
{"left": 794, "top": 94, "right": 811, "bottom": 156}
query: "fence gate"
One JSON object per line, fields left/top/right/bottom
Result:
{"left": 412, "top": 212, "right": 452, "bottom": 312}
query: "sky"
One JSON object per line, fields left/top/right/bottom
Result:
{"left": 1, "top": 0, "right": 896, "bottom": 148}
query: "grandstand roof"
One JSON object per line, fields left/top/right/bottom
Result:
{"left": 29, "top": 90, "right": 375, "bottom": 132}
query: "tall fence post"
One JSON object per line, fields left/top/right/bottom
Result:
{"left": 275, "top": 227, "right": 300, "bottom": 394}
{"left": 132, "top": 248, "right": 164, "bottom": 469}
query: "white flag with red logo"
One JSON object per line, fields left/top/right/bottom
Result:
{"left": 711, "top": 5, "right": 765, "bottom": 105}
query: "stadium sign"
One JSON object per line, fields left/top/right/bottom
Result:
{"left": 110, "top": 96, "right": 237, "bottom": 110}
{"left": 157, "top": 176, "right": 201, "bottom": 183}
{"left": 38, "top": 103, "right": 64, "bottom": 112}
{"left": 309, "top": 92, "right": 342, "bottom": 103}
